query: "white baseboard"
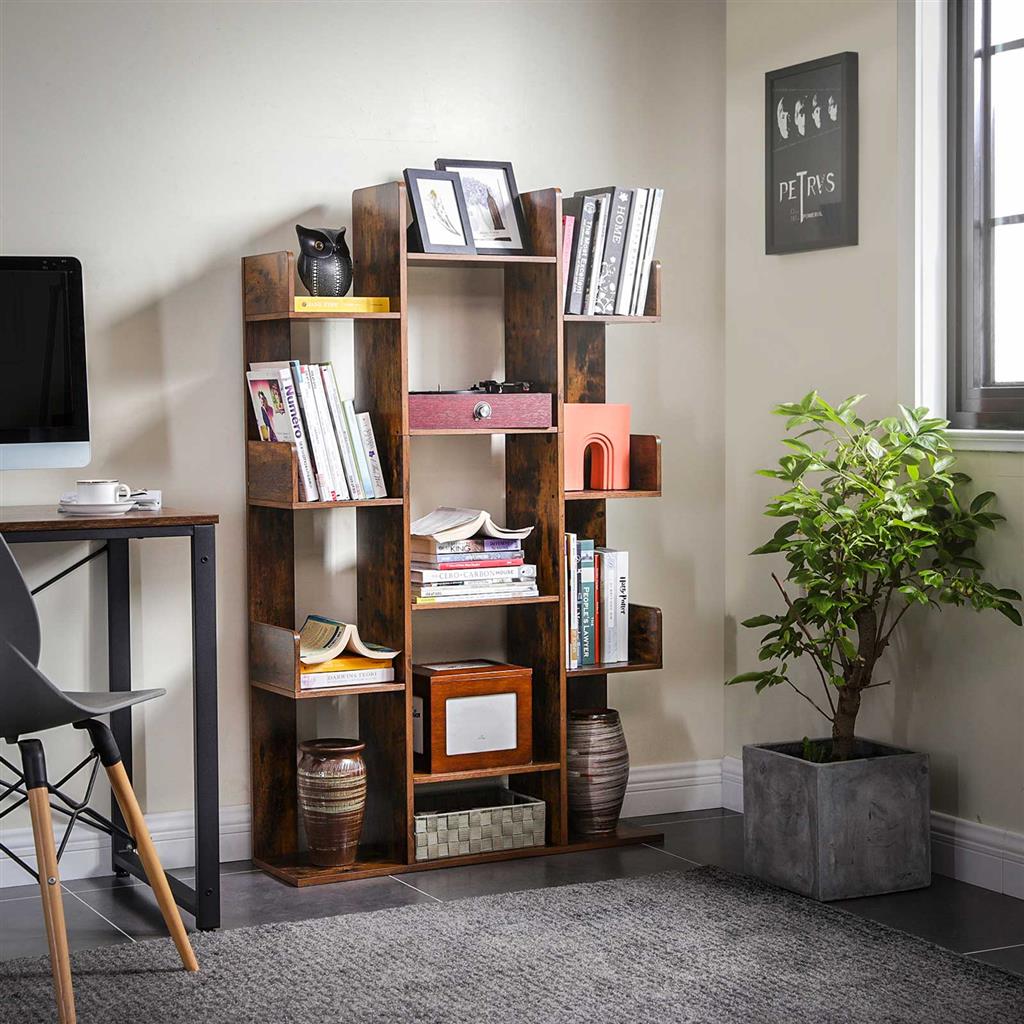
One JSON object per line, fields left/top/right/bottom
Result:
{"left": 721, "top": 754, "right": 1024, "bottom": 900}
{"left": 620, "top": 759, "right": 723, "bottom": 818}
{"left": 0, "top": 804, "right": 251, "bottom": 888}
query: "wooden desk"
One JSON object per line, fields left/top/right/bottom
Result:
{"left": 1, "top": 506, "right": 221, "bottom": 930}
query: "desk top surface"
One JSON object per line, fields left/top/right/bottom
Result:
{"left": 0, "top": 505, "right": 219, "bottom": 532}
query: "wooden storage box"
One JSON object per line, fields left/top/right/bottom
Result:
{"left": 413, "top": 787, "right": 546, "bottom": 861}
{"left": 408, "top": 391, "right": 552, "bottom": 430}
{"left": 412, "top": 660, "right": 532, "bottom": 774}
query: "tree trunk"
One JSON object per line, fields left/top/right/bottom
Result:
{"left": 832, "top": 686, "right": 862, "bottom": 760}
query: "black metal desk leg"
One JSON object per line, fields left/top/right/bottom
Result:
{"left": 106, "top": 538, "right": 133, "bottom": 874}
{"left": 191, "top": 524, "right": 220, "bottom": 930}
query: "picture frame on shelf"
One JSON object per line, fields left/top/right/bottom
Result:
{"left": 404, "top": 168, "right": 476, "bottom": 255}
{"left": 434, "top": 158, "right": 527, "bottom": 255}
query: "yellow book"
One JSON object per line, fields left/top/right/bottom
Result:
{"left": 293, "top": 296, "right": 391, "bottom": 313}
{"left": 301, "top": 655, "right": 392, "bottom": 675}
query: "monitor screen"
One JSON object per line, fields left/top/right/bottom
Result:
{"left": 0, "top": 256, "right": 90, "bottom": 446}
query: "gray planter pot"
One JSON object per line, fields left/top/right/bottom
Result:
{"left": 743, "top": 738, "right": 931, "bottom": 901}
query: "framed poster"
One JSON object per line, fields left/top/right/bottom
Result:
{"left": 765, "top": 51, "right": 858, "bottom": 254}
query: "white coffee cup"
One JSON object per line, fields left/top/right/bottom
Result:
{"left": 76, "top": 479, "right": 132, "bottom": 505}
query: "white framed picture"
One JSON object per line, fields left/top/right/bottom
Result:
{"left": 404, "top": 168, "right": 475, "bottom": 254}
{"left": 434, "top": 159, "right": 527, "bottom": 255}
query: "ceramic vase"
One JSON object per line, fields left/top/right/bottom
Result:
{"left": 297, "top": 738, "right": 367, "bottom": 866}
{"left": 567, "top": 708, "right": 629, "bottom": 836}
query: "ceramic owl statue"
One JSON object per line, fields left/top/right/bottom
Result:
{"left": 295, "top": 225, "right": 353, "bottom": 297}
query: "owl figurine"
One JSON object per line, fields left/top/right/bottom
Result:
{"left": 295, "top": 225, "right": 353, "bottom": 297}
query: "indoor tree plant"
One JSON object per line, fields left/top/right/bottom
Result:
{"left": 729, "top": 392, "right": 1020, "bottom": 899}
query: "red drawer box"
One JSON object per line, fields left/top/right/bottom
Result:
{"left": 409, "top": 392, "right": 552, "bottom": 430}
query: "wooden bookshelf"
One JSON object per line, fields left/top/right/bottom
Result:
{"left": 243, "top": 180, "right": 664, "bottom": 886}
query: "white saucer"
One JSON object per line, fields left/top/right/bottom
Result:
{"left": 58, "top": 500, "right": 135, "bottom": 516}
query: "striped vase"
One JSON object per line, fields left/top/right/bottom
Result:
{"left": 567, "top": 709, "right": 629, "bottom": 836}
{"left": 297, "top": 739, "right": 367, "bottom": 866}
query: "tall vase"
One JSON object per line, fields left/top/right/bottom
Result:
{"left": 567, "top": 708, "right": 629, "bottom": 836}
{"left": 297, "top": 738, "right": 367, "bottom": 866}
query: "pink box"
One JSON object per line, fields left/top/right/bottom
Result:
{"left": 409, "top": 392, "right": 552, "bottom": 430}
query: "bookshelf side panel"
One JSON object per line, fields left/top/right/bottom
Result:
{"left": 564, "top": 323, "right": 607, "bottom": 405}
{"left": 251, "top": 686, "right": 299, "bottom": 862}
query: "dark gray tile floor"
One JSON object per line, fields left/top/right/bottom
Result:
{"left": 2, "top": 808, "right": 1023, "bottom": 980}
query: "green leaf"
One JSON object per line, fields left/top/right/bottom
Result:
{"left": 741, "top": 615, "right": 776, "bottom": 628}
{"left": 997, "top": 603, "right": 1023, "bottom": 627}
{"left": 970, "top": 491, "right": 996, "bottom": 513}
{"left": 725, "top": 671, "right": 768, "bottom": 685}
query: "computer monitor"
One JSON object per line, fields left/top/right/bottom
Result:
{"left": 0, "top": 256, "right": 91, "bottom": 469}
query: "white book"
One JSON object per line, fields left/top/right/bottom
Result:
{"left": 597, "top": 549, "right": 618, "bottom": 662}
{"left": 320, "top": 364, "right": 364, "bottom": 499}
{"left": 633, "top": 188, "right": 663, "bottom": 315}
{"left": 306, "top": 365, "right": 348, "bottom": 501}
{"left": 630, "top": 188, "right": 657, "bottom": 314}
{"left": 410, "top": 565, "right": 537, "bottom": 584}
{"left": 584, "top": 196, "right": 609, "bottom": 316}
{"left": 567, "top": 533, "right": 579, "bottom": 670}
{"left": 356, "top": 411, "right": 388, "bottom": 498}
{"left": 343, "top": 399, "right": 376, "bottom": 499}
{"left": 246, "top": 369, "right": 319, "bottom": 502}
{"left": 614, "top": 549, "right": 629, "bottom": 659}
{"left": 412, "top": 586, "right": 539, "bottom": 604}
{"left": 412, "top": 580, "right": 539, "bottom": 597}
{"left": 615, "top": 187, "right": 649, "bottom": 316}
{"left": 300, "top": 666, "right": 396, "bottom": 690}
{"left": 411, "top": 507, "right": 534, "bottom": 543}
{"left": 295, "top": 365, "right": 335, "bottom": 500}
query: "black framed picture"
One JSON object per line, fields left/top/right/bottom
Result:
{"left": 404, "top": 168, "right": 476, "bottom": 255}
{"left": 765, "top": 51, "right": 858, "bottom": 254}
{"left": 434, "top": 158, "right": 527, "bottom": 255}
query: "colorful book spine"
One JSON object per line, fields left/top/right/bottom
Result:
{"left": 564, "top": 195, "right": 595, "bottom": 315}
{"left": 342, "top": 398, "right": 376, "bottom": 498}
{"left": 320, "top": 365, "right": 364, "bottom": 499}
{"left": 410, "top": 565, "right": 536, "bottom": 584}
{"left": 300, "top": 666, "right": 396, "bottom": 689}
{"left": 579, "top": 539, "right": 596, "bottom": 667}
{"left": 410, "top": 538, "right": 522, "bottom": 554}
{"left": 567, "top": 533, "right": 579, "bottom": 670}
{"left": 583, "top": 195, "right": 609, "bottom": 316}
{"left": 356, "top": 411, "right": 388, "bottom": 498}
{"left": 616, "top": 187, "right": 648, "bottom": 316}
{"left": 410, "top": 554, "right": 524, "bottom": 568}
{"left": 247, "top": 369, "right": 318, "bottom": 502}
{"left": 561, "top": 214, "right": 575, "bottom": 305}
{"left": 633, "top": 188, "right": 663, "bottom": 315}
{"left": 294, "top": 296, "right": 390, "bottom": 313}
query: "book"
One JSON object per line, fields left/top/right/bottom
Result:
{"left": 576, "top": 186, "right": 633, "bottom": 315}
{"left": 561, "top": 214, "right": 575, "bottom": 304}
{"left": 411, "top": 507, "right": 534, "bottom": 543}
{"left": 246, "top": 369, "right": 318, "bottom": 501}
{"left": 597, "top": 549, "right": 617, "bottom": 663}
{"left": 410, "top": 537, "right": 522, "bottom": 555}
{"left": 356, "top": 411, "right": 388, "bottom": 498}
{"left": 566, "top": 533, "right": 579, "bottom": 670}
{"left": 342, "top": 397, "right": 376, "bottom": 499}
{"left": 616, "top": 188, "right": 649, "bottom": 316}
{"left": 583, "top": 194, "right": 610, "bottom": 315}
{"left": 596, "top": 548, "right": 629, "bottom": 662}
{"left": 410, "top": 556, "right": 524, "bottom": 570}
{"left": 294, "top": 296, "right": 391, "bottom": 313}
{"left": 579, "top": 539, "right": 595, "bottom": 666}
{"left": 320, "top": 364, "right": 365, "bottom": 499}
{"left": 300, "top": 656, "right": 396, "bottom": 690}
{"left": 411, "top": 580, "right": 539, "bottom": 597}
{"left": 412, "top": 586, "right": 539, "bottom": 605}
{"left": 297, "top": 614, "right": 400, "bottom": 665}
{"left": 410, "top": 565, "right": 537, "bottom": 584}
{"left": 563, "top": 195, "right": 595, "bottom": 315}
{"left": 593, "top": 546, "right": 601, "bottom": 659}
{"left": 305, "top": 363, "right": 347, "bottom": 501}
{"left": 633, "top": 188, "right": 663, "bottom": 315}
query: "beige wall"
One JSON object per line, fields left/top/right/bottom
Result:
{"left": 0, "top": 0, "right": 727, "bottom": 842}
{"left": 724, "top": 0, "right": 1024, "bottom": 834}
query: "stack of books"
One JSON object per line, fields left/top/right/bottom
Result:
{"left": 246, "top": 359, "right": 387, "bottom": 503}
{"left": 562, "top": 186, "right": 663, "bottom": 317}
{"left": 411, "top": 507, "right": 537, "bottom": 605}
{"left": 564, "top": 534, "right": 629, "bottom": 670}
{"left": 298, "top": 614, "right": 399, "bottom": 691}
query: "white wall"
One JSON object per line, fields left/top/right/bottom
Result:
{"left": 724, "top": 0, "right": 1024, "bottom": 836}
{"left": 0, "top": 0, "right": 727, "bottom": 845}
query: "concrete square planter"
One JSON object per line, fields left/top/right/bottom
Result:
{"left": 743, "top": 738, "right": 931, "bottom": 901}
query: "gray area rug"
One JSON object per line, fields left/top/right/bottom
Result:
{"left": 1, "top": 867, "right": 1021, "bottom": 1023}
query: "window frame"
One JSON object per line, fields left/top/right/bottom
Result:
{"left": 947, "top": 0, "right": 1024, "bottom": 429}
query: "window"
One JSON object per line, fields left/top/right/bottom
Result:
{"left": 947, "top": 0, "right": 1024, "bottom": 429}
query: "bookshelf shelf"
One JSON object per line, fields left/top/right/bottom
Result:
{"left": 243, "top": 180, "right": 664, "bottom": 889}
{"left": 413, "top": 760, "right": 561, "bottom": 785}
{"left": 411, "top": 594, "right": 560, "bottom": 612}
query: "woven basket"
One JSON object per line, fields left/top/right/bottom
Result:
{"left": 413, "top": 787, "right": 546, "bottom": 862}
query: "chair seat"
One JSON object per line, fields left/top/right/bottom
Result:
{"left": 60, "top": 689, "right": 166, "bottom": 718}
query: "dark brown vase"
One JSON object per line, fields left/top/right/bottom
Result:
{"left": 297, "top": 738, "right": 367, "bottom": 866}
{"left": 567, "top": 708, "right": 629, "bottom": 836}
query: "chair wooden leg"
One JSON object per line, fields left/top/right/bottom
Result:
{"left": 104, "top": 761, "right": 199, "bottom": 972}
{"left": 27, "top": 785, "right": 77, "bottom": 1024}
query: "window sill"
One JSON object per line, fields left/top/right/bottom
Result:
{"left": 947, "top": 429, "right": 1024, "bottom": 453}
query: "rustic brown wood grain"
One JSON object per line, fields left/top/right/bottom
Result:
{"left": 0, "top": 507, "right": 219, "bottom": 531}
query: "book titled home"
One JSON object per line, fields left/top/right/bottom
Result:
{"left": 576, "top": 186, "right": 633, "bottom": 315}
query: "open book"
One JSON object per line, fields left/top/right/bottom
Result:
{"left": 298, "top": 615, "right": 400, "bottom": 665}
{"left": 410, "top": 507, "right": 534, "bottom": 544}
